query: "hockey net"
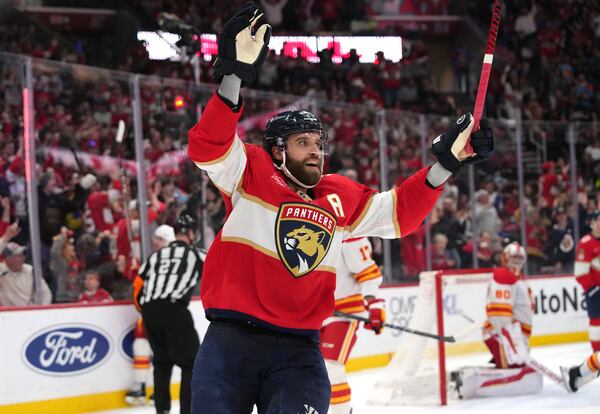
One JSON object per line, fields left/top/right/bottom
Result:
{"left": 368, "top": 269, "right": 493, "bottom": 406}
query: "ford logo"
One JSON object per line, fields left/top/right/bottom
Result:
{"left": 23, "top": 324, "right": 112, "bottom": 375}
{"left": 120, "top": 327, "right": 135, "bottom": 361}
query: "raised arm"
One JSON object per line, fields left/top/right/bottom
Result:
{"left": 348, "top": 113, "right": 494, "bottom": 239}
{"left": 187, "top": 3, "right": 271, "bottom": 196}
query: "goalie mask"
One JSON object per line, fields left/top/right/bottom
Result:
{"left": 263, "top": 110, "right": 327, "bottom": 189}
{"left": 502, "top": 242, "right": 526, "bottom": 271}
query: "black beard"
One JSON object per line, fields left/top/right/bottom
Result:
{"left": 285, "top": 156, "right": 322, "bottom": 187}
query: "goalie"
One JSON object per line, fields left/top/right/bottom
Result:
{"left": 450, "top": 242, "right": 543, "bottom": 398}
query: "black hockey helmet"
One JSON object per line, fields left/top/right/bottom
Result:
{"left": 263, "top": 110, "right": 325, "bottom": 156}
{"left": 174, "top": 214, "right": 197, "bottom": 235}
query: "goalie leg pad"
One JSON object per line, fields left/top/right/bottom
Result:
{"left": 454, "top": 366, "right": 542, "bottom": 399}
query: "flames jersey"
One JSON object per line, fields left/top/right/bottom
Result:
{"left": 325, "top": 237, "right": 382, "bottom": 325}
{"left": 187, "top": 93, "right": 442, "bottom": 333}
{"left": 483, "top": 268, "right": 534, "bottom": 339}
{"left": 575, "top": 234, "right": 600, "bottom": 292}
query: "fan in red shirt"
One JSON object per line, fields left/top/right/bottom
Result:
{"left": 78, "top": 270, "right": 113, "bottom": 304}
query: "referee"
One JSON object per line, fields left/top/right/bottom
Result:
{"left": 133, "top": 214, "right": 203, "bottom": 414}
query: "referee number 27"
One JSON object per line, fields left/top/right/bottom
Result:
{"left": 158, "top": 258, "right": 181, "bottom": 275}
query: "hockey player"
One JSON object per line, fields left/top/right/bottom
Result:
{"left": 321, "top": 235, "right": 383, "bottom": 414}
{"left": 573, "top": 210, "right": 600, "bottom": 352}
{"left": 559, "top": 211, "right": 600, "bottom": 393}
{"left": 126, "top": 224, "right": 176, "bottom": 406}
{"left": 561, "top": 351, "right": 600, "bottom": 392}
{"left": 187, "top": 3, "right": 494, "bottom": 413}
{"left": 451, "top": 242, "right": 543, "bottom": 398}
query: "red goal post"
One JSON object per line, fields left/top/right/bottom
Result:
{"left": 369, "top": 268, "right": 494, "bottom": 406}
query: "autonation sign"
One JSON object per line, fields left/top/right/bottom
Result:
{"left": 23, "top": 325, "right": 112, "bottom": 375}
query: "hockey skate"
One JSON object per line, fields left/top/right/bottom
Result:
{"left": 125, "top": 383, "right": 147, "bottom": 406}
{"left": 448, "top": 370, "right": 463, "bottom": 399}
{"left": 560, "top": 366, "right": 579, "bottom": 392}
{"left": 561, "top": 365, "right": 600, "bottom": 393}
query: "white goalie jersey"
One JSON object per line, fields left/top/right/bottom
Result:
{"left": 324, "top": 237, "right": 383, "bottom": 324}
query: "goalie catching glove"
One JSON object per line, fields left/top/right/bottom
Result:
{"left": 431, "top": 113, "right": 494, "bottom": 175}
{"left": 213, "top": 2, "right": 272, "bottom": 86}
{"left": 364, "top": 296, "right": 386, "bottom": 335}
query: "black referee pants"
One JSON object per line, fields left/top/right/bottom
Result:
{"left": 142, "top": 301, "right": 200, "bottom": 414}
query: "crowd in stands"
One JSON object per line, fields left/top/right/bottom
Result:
{"left": 0, "top": 0, "right": 599, "bottom": 306}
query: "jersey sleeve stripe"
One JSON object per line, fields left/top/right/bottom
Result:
{"left": 237, "top": 187, "right": 279, "bottom": 212}
{"left": 487, "top": 311, "right": 512, "bottom": 318}
{"left": 356, "top": 273, "right": 382, "bottom": 284}
{"left": 336, "top": 305, "right": 365, "bottom": 314}
{"left": 354, "top": 264, "right": 382, "bottom": 283}
{"left": 348, "top": 195, "right": 374, "bottom": 233}
{"left": 390, "top": 189, "right": 401, "bottom": 237}
{"left": 335, "top": 294, "right": 363, "bottom": 305}
{"left": 192, "top": 136, "right": 237, "bottom": 166}
{"left": 487, "top": 303, "right": 513, "bottom": 310}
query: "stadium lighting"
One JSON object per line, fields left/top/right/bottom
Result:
{"left": 137, "top": 32, "right": 402, "bottom": 63}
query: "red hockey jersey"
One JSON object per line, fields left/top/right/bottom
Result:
{"left": 187, "top": 93, "right": 442, "bottom": 333}
{"left": 575, "top": 234, "right": 600, "bottom": 292}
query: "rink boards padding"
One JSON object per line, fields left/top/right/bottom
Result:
{"left": 0, "top": 275, "right": 589, "bottom": 413}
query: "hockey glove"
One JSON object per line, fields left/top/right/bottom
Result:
{"left": 431, "top": 113, "right": 494, "bottom": 174}
{"left": 462, "top": 119, "right": 494, "bottom": 165}
{"left": 364, "top": 297, "right": 386, "bottom": 335}
{"left": 213, "top": 2, "right": 272, "bottom": 86}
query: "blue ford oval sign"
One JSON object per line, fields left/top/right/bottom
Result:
{"left": 120, "top": 327, "right": 135, "bottom": 361}
{"left": 24, "top": 325, "right": 112, "bottom": 375}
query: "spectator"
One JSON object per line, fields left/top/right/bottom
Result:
{"left": 152, "top": 224, "right": 176, "bottom": 251}
{"left": 431, "top": 195, "right": 465, "bottom": 267}
{"left": 544, "top": 205, "right": 575, "bottom": 273}
{"left": 0, "top": 242, "right": 52, "bottom": 307}
{"left": 473, "top": 189, "right": 501, "bottom": 238}
{"left": 78, "top": 270, "right": 113, "bottom": 304}
{"left": 430, "top": 233, "right": 458, "bottom": 270}
{"left": 50, "top": 227, "right": 82, "bottom": 303}
{"left": 463, "top": 230, "right": 497, "bottom": 268}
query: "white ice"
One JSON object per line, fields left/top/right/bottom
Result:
{"left": 93, "top": 342, "right": 599, "bottom": 414}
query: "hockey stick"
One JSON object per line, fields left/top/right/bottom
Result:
{"left": 473, "top": 0, "right": 503, "bottom": 129}
{"left": 525, "top": 357, "right": 566, "bottom": 388}
{"left": 498, "top": 327, "right": 566, "bottom": 388}
{"left": 115, "top": 120, "right": 137, "bottom": 267}
{"left": 333, "top": 311, "right": 456, "bottom": 343}
{"left": 467, "top": 0, "right": 503, "bottom": 152}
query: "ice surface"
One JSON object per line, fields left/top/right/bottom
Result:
{"left": 93, "top": 342, "right": 599, "bottom": 414}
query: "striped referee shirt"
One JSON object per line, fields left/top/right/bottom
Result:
{"left": 137, "top": 240, "right": 203, "bottom": 307}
